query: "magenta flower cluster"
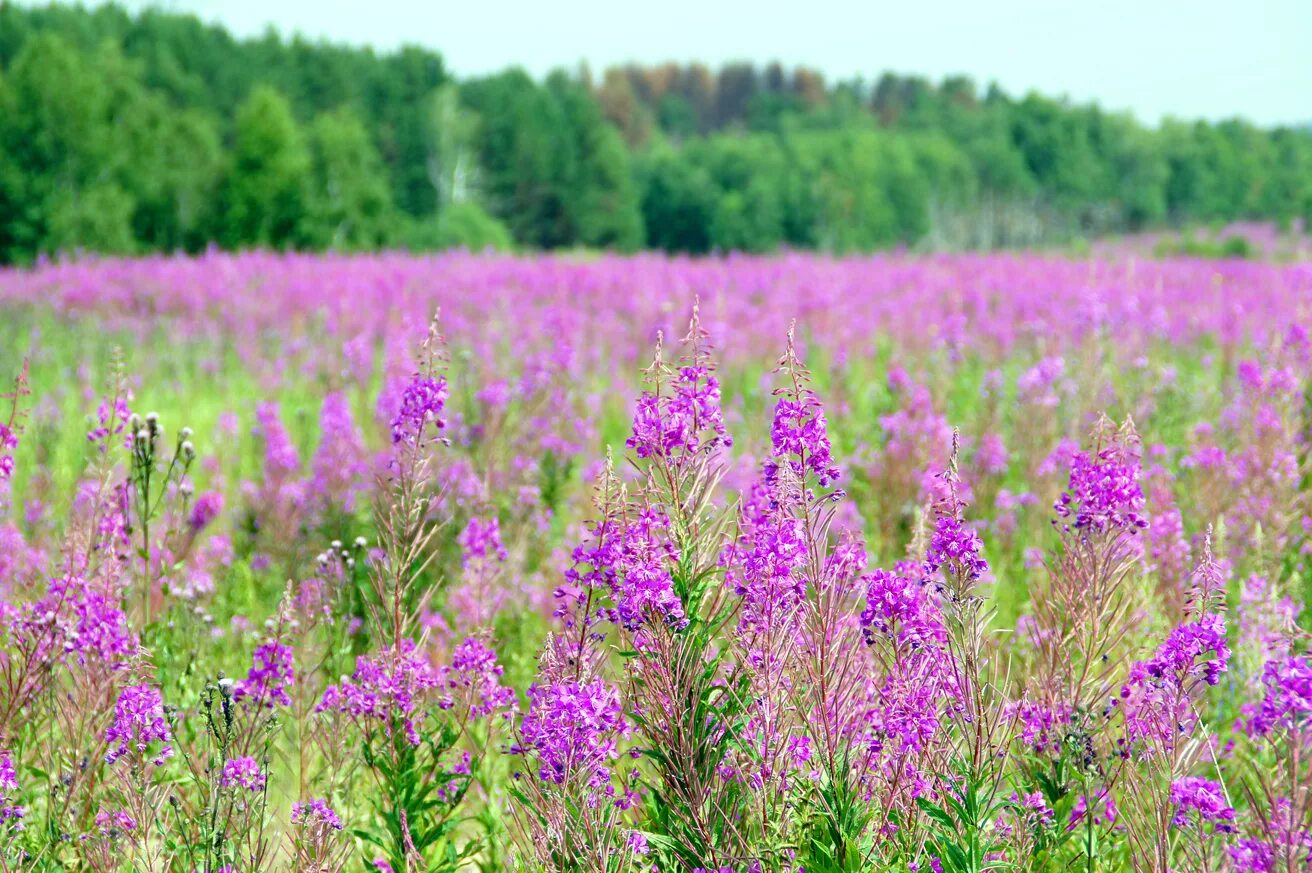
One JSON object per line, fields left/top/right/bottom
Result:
{"left": 0, "top": 749, "right": 22, "bottom": 825}
{"left": 104, "top": 684, "right": 173, "bottom": 767}
{"left": 1169, "top": 777, "right": 1236, "bottom": 832}
{"left": 390, "top": 374, "right": 448, "bottom": 445}
{"left": 319, "top": 641, "right": 444, "bottom": 745}
{"left": 291, "top": 798, "right": 344, "bottom": 830}
{"left": 235, "top": 641, "right": 295, "bottom": 708}
{"left": 221, "top": 756, "right": 267, "bottom": 792}
{"left": 515, "top": 678, "right": 629, "bottom": 791}
{"left": 766, "top": 391, "right": 840, "bottom": 488}
{"left": 626, "top": 365, "right": 732, "bottom": 461}
{"left": 1054, "top": 446, "right": 1148, "bottom": 533}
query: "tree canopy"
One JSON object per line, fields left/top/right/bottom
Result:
{"left": 0, "top": 2, "right": 1309, "bottom": 263}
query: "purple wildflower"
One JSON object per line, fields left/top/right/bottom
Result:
{"left": 291, "top": 798, "right": 344, "bottom": 830}
{"left": 626, "top": 366, "right": 732, "bottom": 460}
{"left": 1067, "top": 791, "right": 1118, "bottom": 830}
{"left": 730, "top": 510, "right": 807, "bottom": 642}
{"left": 1243, "top": 655, "right": 1312, "bottom": 737}
{"left": 860, "top": 567, "right": 943, "bottom": 650}
{"left": 94, "top": 809, "right": 137, "bottom": 836}
{"left": 319, "top": 641, "right": 442, "bottom": 745}
{"left": 105, "top": 684, "right": 173, "bottom": 767}
{"left": 765, "top": 390, "right": 840, "bottom": 488}
{"left": 515, "top": 678, "right": 629, "bottom": 791}
{"left": 925, "top": 515, "right": 989, "bottom": 584}
{"left": 1054, "top": 443, "right": 1148, "bottom": 533}
{"left": 255, "top": 402, "right": 300, "bottom": 476}
{"left": 0, "top": 423, "right": 16, "bottom": 481}
{"left": 235, "top": 642, "right": 295, "bottom": 708}
{"left": 390, "top": 374, "right": 448, "bottom": 445}
{"left": 309, "top": 391, "right": 369, "bottom": 511}
{"left": 1118, "top": 613, "right": 1229, "bottom": 754}
{"left": 188, "top": 491, "right": 223, "bottom": 531}
{"left": 445, "top": 637, "right": 517, "bottom": 719}
{"left": 220, "top": 756, "right": 267, "bottom": 792}
{"left": 459, "top": 517, "right": 508, "bottom": 567}
{"left": 1169, "top": 777, "right": 1236, "bottom": 832}
{"left": 0, "top": 750, "right": 22, "bottom": 826}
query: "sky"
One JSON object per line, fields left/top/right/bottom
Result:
{"left": 102, "top": 0, "right": 1312, "bottom": 126}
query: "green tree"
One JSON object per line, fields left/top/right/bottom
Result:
{"left": 219, "top": 85, "right": 312, "bottom": 249}
{"left": 305, "top": 106, "right": 396, "bottom": 249}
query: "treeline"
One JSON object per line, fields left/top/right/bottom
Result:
{"left": 1, "top": 3, "right": 1310, "bottom": 263}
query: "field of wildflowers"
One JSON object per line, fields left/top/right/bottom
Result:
{"left": 0, "top": 250, "right": 1309, "bottom": 872}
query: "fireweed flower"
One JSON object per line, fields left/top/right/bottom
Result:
{"left": 444, "top": 636, "right": 517, "bottom": 719}
{"left": 0, "top": 422, "right": 16, "bottom": 481}
{"left": 514, "top": 678, "right": 629, "bottom": 794}
{"left": 1243, "top": 655, "right": 1312, "bottom": 737}
{"left": 1010, "top": 790, "right": 1056, "bottom": 828}
{"left": 254, "top": 402, "right": 300, "bottom": 476}
{"left": 309, "top": 391, "right": 369, "bottom": 512}
{"left": 1227, "top": 798, "right": 1312, "bottom": 869}
{"left": 1117, "top": 611, "right": 1230, "bottom": 755}
{"left": 458, "top": 516, "right": 508, "bottom": 567}
{"left": 612, "top": 510, "right": 686, "bottom": 633}
{"left": 1054, "top": 441, "right": 1148, "bottom": 533}
{"left": 291, "top": 798, "right": 344, "bottom": 830}
{"left": 94, "top": 809, "right": 137, "bottom": 836}
{"left": 105, "top": 683, "right": 173, "bottom": 767}
{"left": 0, "top": 750, "right": 22, "bottom": 826}
{"left": 924, "top": 515, "right": 988, "bottom": 586}
{"left": 86, "top": 396, "right": 132, "bottom": 447}
{"left": 765, "top": 390, "right": 840, "bottom": 489}
{"left": 14, "top": 574, "right": 136, "bottom": 670}
{"left": 860, "top": 566, "right": 943, "bottom": 651}
{"left": 319, "top": 640, "right": 441, "bottom": 745}
{"left": 560, "top": 507, "right": 685, "bottom": 635}
{"left": 390, "top": 374, "right": 448, "bottom": 445}
{"left": 188, "top": 490, "right": 223, "bottom": 531}
{"left": 1068, "top": 791, "right": 1119, "bottom": 830}
{"left": 220, "top": 756, "right": 267, "bottom": 792}
{"left": 1169, "top": 776, "right": 1236, "bottom": 832}
{"left": 728, "top": 508, "right": 807, "bottom": 643}
{"left": 626, "top": 365, "right": 732, "bottom": 461}
{"left": 234, "top": 641, "right": 295, "bottom": 708}
{"left": 1007, "top": 699, "right": 1073, "bottom": 758}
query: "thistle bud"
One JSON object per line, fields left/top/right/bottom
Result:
{"left": 180, "top": 426, "right": 193, "bottom": 440}
{"left": 181, "top": 440, "right": 195, "bottom": 461}
{"left": 128, "top": 413, "right": 143, "bottom": 432}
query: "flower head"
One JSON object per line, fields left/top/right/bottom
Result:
{"left": 514, "top": 678, "right": 629, "bottom": 794}
{"left": 390, "top": 375, "right": 448, "bottom": 445}
{"left": 235, "top": 641, "right": 295, "bottom": 708}
{"left": 1054, "top": 438, "right": 1147, "bottom": 533}
{"left": 291, "top": 798, "right": 344, "bottom": 830}
{"left": 220, "top": 756, "right": 267, "bottom": 792}
{"left": 105, "top": 684, "right": 172, "bottom": 767}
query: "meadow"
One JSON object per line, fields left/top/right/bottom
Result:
{"left": 0, "top": 250, "right": 1308, "bottom": 872}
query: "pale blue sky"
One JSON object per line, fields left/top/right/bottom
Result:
{"left": 102, "top": 0, "right": 1312, "bottom": 126}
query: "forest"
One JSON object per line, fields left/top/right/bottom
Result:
{"left": 2, "top": 1, "right": 1311, "bottom": 263}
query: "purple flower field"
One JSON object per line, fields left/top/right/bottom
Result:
{"left": 0, "top": 250, "right": 1309, "bottom": 872}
